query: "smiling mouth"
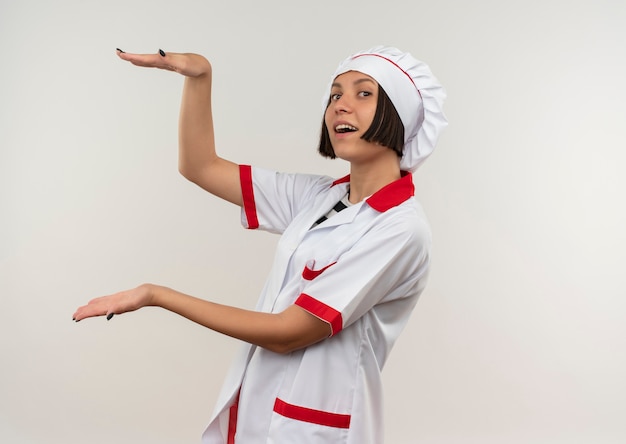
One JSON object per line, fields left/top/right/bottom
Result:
{"left": 335, "top": 124, "right": 358, "bottom": 133}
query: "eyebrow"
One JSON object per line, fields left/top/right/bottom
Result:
{"left": 331, "top": 77, "right": 377, "bottom": 88}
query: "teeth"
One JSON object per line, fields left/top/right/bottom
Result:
{"left": 335, "top": 124, "right": 357, "bottom": 133}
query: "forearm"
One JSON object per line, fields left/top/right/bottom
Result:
{"left": 177, "top": 73, "right": 242, "bottom": 205}
{"left": 73, "top": 282, "right": 330, "bottom": 353}
{"left": 149, "top": 284, "right": 328, "bottom": 354}
{"left": 112, "top": 51, "right": 242, "bottom": 203}
{"left": 178, "top": 74, "right": 215, "bottom": 176}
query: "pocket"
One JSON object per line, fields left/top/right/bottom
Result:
{"left": 268, "top": 397, "right": 351, "bottom": 443}
{"left": 273, "top": 397, "right": 351, "bottom": 429}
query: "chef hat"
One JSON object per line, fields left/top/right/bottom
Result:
{"left": 323, "top": 45, "right": 447, "bottom": 171}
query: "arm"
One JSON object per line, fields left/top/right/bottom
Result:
{"left": 117, "top": 50, "right": 242, "bottom": 206}
{"left": 72, "top": 284, "right": 331, "bottom": 354}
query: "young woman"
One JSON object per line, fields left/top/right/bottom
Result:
{"left": 73, "top": 45, "right": 447, "bottom": 443}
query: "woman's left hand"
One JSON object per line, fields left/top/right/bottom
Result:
{"left": 73, "top": 284, "right": 155, "bottom": 322}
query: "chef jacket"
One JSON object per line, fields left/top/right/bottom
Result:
{"left": 202, "top": 165, "right": 431, "bottom": 443}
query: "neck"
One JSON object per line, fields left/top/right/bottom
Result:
{"left": 348, "top": 156, "right": 401, "bottom": 203}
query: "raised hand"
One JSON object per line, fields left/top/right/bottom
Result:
{"left": 73, "top": 284, "right": 155, "bottom": 322}
{"left": 116, "top": 48, "right": 211, "bottom": 78}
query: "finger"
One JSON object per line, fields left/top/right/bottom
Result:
{"left": 116, "top": 49, "right": 177, "bottom": 71}
{"left": 73, "top": 307, "right": 104, "bottom": 322}
{"left": 73, "top": 303, "right": 107, "bottom": 321}
{"left": 73, "top": 295, "right": 114, "bottom": 321}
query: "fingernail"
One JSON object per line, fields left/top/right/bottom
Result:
{"left": 107, "top": 313, "right": 114, "bottom": 321}
{"left": 116, "top": 48, "right": 125, "bottom": 53}
{"left": 159, "top": 49, "right": 166, "bottom": 57}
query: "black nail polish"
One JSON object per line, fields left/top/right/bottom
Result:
{"left": 107, "top": 313, "right": 114, "bottom": 321}
{"left": 116, "top": 48, "right": 125, "bottom": 53}
{"left": 159, "top": 49, "right": 166, "bottom": 57}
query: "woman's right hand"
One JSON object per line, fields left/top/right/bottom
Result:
{"left": 116, "top": 47, "right": 242, "bottom": 206}
{"left": 116, "top": 49, "right": 211, "bottom": 78}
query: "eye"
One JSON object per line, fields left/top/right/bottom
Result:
{"left": 330, "top": 93, "right": 342, "bottom": 101}
{"left": 358, "top": 91, "right": 372, "bottom": 97}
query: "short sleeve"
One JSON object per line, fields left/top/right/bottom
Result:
{"left": 294, "top": 208, "right": 431, "bottom": 335}
{"left": 239, "top": 165, "right": 335, "bottom": 234}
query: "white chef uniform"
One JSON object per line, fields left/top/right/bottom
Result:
{"left": 201, "top": 164, "right": 432, "bottom": 444}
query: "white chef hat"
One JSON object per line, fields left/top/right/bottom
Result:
{"left": 323, "top": 45, "right": 447, "bottom": 171}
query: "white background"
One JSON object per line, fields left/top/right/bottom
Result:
{"left": 1, "top": 0, "right": 625, "bottom": 443}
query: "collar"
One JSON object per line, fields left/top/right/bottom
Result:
{"left": 331, "top": 171, "right": 414, "bottom": 212}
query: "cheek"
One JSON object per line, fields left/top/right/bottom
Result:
{"left": 324, "top": 107, "right": 333, "bottom": 128}
{"left": 364, "top": 109, "right": 377, "bottom": 127}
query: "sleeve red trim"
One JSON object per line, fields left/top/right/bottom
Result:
{"left": 295, "top": 293, "right": 343, "bottom": 336}
{"left": 239, "top": 165, "right": 259, "bottom": 229}
{"left": 273, "top": 398, "right": 351, "bottom": 429}
{"left": 302, "top": 262, "right": 337, "bottom": 281}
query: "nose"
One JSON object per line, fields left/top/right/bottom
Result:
{"left": 333, "top": 95, "right": 353, "bottom": 114}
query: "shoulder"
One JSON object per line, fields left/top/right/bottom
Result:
{"left": 375, "top": 197, "right": 431, "bottom": 238}
{"left": 251, "top": 166, "right": 337, "bottom": 192}
{"left": 359, "top": 198, "right": 432, "bottom": 265}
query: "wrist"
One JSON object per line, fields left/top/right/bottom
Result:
{"left": 139, "top": 283, "right": 160, "bottom": 307}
